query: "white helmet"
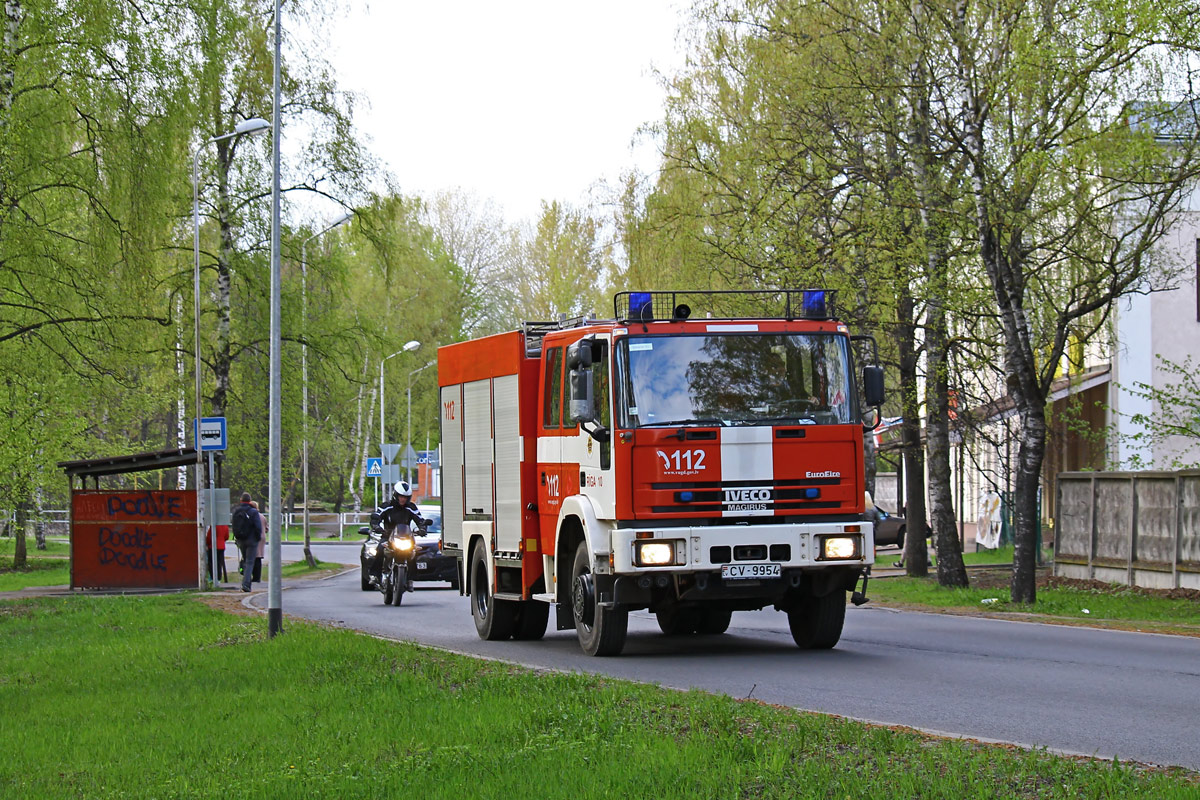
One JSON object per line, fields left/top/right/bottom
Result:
{"left": 392, "top": 481, "right": 412, "bottom": 500}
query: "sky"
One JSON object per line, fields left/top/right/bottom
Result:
{"left": 328, "top": 1, "right": 688, "bottom": 223}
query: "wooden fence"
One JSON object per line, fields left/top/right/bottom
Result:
{"left": 1054, "top": 470, "right": 1200, "bottom": 590}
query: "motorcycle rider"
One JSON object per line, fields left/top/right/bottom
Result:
{"left": 368, "top": 480, "right": 427, "bottom": 590}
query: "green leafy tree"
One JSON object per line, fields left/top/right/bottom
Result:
{"left": 496, "top": 200, "right": 615, "bottom": 323}
{"left": 0, "top": 0, "right": 197, "bottom": 565}
{"left": 1119, "top": 356, "right": 1200, "bottom": 469}
{"left": 944, "top": 0, "right": 1200, "bottom": 602}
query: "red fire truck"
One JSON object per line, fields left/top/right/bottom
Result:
{"left": 437, "top": 290, "right": 884, "bottom": 656}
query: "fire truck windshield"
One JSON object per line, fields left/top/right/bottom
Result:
{"left": 616, "top": 333, "right": 853, "bottom": 428}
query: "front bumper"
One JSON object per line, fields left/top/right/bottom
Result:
{"left": 596, "top": 521, "right": 872, "bottom": 610}
{"left": 610, "top": 521, "right": 873, "bottom": 573}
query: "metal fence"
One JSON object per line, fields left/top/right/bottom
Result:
{"left": 282, "top": 511, "right": 373, "bottom": 539}
{"left": 3, "top": 509, "right": 375, "bottom": 540}
{"left": 1054, "top": 469, "right": 1200, "bottom": 590}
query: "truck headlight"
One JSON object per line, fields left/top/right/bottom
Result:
{"left": 818, "top": 535, "right": 860, "bottom": 561}
{"left": 634, "top": 540, "right": 677, "bottom": 566}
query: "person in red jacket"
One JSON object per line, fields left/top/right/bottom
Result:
{"left": 205, "top": 524, "right": 229, "bottom": 582}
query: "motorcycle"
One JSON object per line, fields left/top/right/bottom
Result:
{"left": 378, "top": 521, "right": 427, "bottom": 606}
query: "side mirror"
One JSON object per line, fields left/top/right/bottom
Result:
{"left": 569, "top": 368, "right": 595, "bottom": 424}
{"left": 566, "top": 337, "right": 594, "bottom": 370}
{"left": 862, "top": 365, "right": 884, "bottom": 408}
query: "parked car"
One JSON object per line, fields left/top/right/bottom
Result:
{"left": 413, "top": 505, "right": 458, "bottom": 588}
{"left": 873, "top": 507, "right": 930, "bottom": 549}
{"left": 358, "top": 525, "right": 383, "bottom": 591}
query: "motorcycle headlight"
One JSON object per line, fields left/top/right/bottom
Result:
{"left": 392, "top": 536, "right": 414, "bottom": 553}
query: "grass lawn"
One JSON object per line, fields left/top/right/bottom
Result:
{"left": 0, "top": 535, "right": 70, "bottom": 557}
{"left": 0, "top": 549, "right": 335, "bottom": 592}
{"left": 1, "top": 594, "right": 1195, "bottom": 799}
{"left": 278, "top": 525, "right": 365, "bottom": 542}
{"left": 873, "top": 544, "right": 1054, "bottom": 567}
{"left": 0, "top": 559, "right": 70, "bottom": 591}
{"left": 870, "top": 572, "right": 1200, "bottom": 632}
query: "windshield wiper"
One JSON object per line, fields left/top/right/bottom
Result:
{"left": 643, "top": 418, "right": 727, "bottom": 428}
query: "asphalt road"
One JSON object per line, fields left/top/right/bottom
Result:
{"left": 265, "top": 542, "right": 1200, "bottom": 771}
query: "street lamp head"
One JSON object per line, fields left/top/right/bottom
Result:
{"left": 234, "top": 117, "right": 271, "bottom": 136}
{"left": 403, "top": 340, "right": 420, "bottom": 353}
{"left": 331, "top": 211, "right": 354, "bottom": 227}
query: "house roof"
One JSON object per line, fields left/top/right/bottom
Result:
{"left": 968, "top": 364, "right": 1111, "bottom": 426}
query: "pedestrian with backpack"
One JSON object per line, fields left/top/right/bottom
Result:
{"left": 230, "top": 492, "right": 263, "bottom": 593}
{"left": 249, "top": 500, "right": 266, "bottom": 583}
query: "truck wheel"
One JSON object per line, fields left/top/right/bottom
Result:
{"left": 695, "top": 608, "right": 732, "bottom": 635}
{"left": 787, "top": 590, "right": 847, "bottom": 649}
{"left": 512, "top": 601, "right": 549, "bottom": 640}
{"left": 571, "top": 542, "right": 627, "bottom": 656}
{"left": 655, "top": 603, "right": 700, "bottom": 635}
{"left": 470, "top": 546, "right": 515, "bottom": 640}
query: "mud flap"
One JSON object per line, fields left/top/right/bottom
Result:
{"left": 851, "top": 566, "right": 871, "bottom": 606}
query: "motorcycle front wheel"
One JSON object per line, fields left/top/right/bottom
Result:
{"left": 393, "top": 564, "right": 407, "bottom": 606}
{"left": 381, "top": 564, "right": 394, "bottom": 605}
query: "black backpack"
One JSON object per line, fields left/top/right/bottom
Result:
{"left": 231, "top": 504, "right": 256, "bottom": 543}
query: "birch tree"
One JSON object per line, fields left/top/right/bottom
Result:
{"left": 944, "top": 0, "right": 1200, "bottom": 602}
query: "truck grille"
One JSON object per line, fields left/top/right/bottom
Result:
{"left": 709, "top": 543, "right": 792, "bottom": 562}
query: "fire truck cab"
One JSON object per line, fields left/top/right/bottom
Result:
{"left": 438, "top": 289, "right": 884, "bottom": 656}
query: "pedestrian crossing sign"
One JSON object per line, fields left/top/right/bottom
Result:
{"left": 365, "top": 457, "right": 382, "bottom": 478}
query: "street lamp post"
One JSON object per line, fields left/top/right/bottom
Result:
{"left": 300, "top": 212, "right": 353, "bottom": 561}
{"left": 191, "top": 116, "right": 270, "bottom": 589}
{"left": 380, "top": 341, "right": 420, "bottom": 495}
{"left": 407, "top": 361, "right": 435, "bottom": 485}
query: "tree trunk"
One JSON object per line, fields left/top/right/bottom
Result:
{"left": 1010, "top": 404, "right": 1047, "bottom": 603}
{"left": 0, "top": 1, "right": 21, "bottom": 219}
{"left": 345, "top": 372, "right": 366, "bottom": 513}
{"left": 896, "top": 287, "right": 928, "bottom": 577}
{"left": 332, "top": 475, "right": 345, "bottom": 514}
{"left": 357, "top": 383, "right": 377, "bottom": 512}
{"left": 33, "top": 486, "right": 46, "bottom": 550}
{"left": 211, "top": 137, "right": 235, "bottom": 423}
{"left": 863, "top": 434, "right": 877, "bottom": 498}
{"left": 925, "top": 302, "right": 968, "bottom": 587}
{"left": 13, "top": 501, "right": 27, "bottom": 569}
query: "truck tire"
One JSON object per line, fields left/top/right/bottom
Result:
{"left": 787, "top": 590, "right": 847, "bottom": 649}
{"left": 470, "top": 546, "right": 516, "bottom": 640}
{"left": 571, "top": 542, "right": 627, "bottom": 656}
{"left": 512, "top": 601, "right": 549, "bottom": 640}
{"left": 695, "top": 608, "right": 732, "bottom": 635}
{"left": 656, "top": 603, "right": 700, "bottom": 635}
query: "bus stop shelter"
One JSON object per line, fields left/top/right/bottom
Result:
{"left": 58, "top": 447, "right": 205, "bottom": 590}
